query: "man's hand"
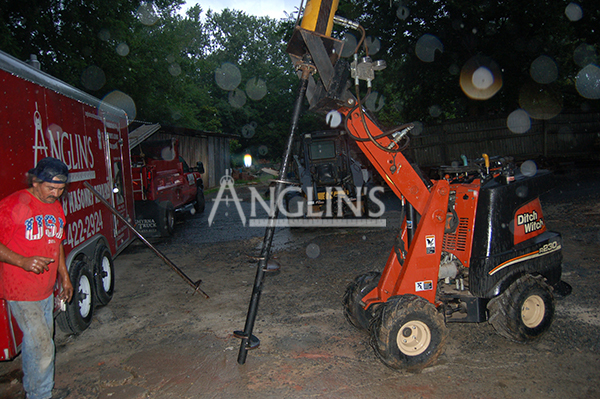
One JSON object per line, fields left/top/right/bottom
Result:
{"left": 21, "top": 256, "right": 54, "bottom": 274}
{"left": 59, "top": 275, "right": 74, "bottom": 303}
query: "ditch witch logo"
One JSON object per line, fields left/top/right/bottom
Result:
{"left": 208, "top": 174, "right": 387, "bottom": 228}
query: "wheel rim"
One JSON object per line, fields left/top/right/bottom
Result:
{"left": 101, "top": 255, "right": 112, "bottom": 291}
{"left": 521, "top": 294, "right": 545, "bottom": 328}
{"left": 79, "top": 275, "right": 92, "bottom": 318}
{"left": 396, "top": 320, "right": 432, "bottom": 356}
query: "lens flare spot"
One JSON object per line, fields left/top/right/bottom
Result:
{"left": 244, "top": 154, "right": 252, "bottom": 167}
{"left": 472, "top": 67, "right": 494, "bottom": 90}
{"left": 365, "top": 91, "right": 385, "bottom": 112}
{"left": 460, "top": 56, "right": 502, "bottom": 100}
{"left": 241, "top": 124, "right": 256, "bottom": 139}
{"left": 573, "top": 44, "right": 596, "bottom": 67}
{"left": 168, "top": 63, "right": 182, "bottom": 77}
{"left": 396, "top": 5, "right": 410, "bottom": 20}
{"left": 519, "top": 83, "right": 563, "bottom": 120}
{"left": 365, "top": 36, "right": 381, "bottom": 56}
{"left": 258, "top": 145, "right": 268, "bottom": 156}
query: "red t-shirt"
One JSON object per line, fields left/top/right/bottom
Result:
{"left": 0, "top": 189, "right": 66, "bottom": 301}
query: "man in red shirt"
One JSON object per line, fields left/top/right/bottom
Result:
{"left": 0, "top": 157, "right": 74, "bottom": 399}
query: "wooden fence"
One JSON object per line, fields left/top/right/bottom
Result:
{"left": 407, "top": 112, "right": 600, "bottom": 167}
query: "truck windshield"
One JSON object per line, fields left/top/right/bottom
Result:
{"left": 310, "top": 141, "right": 335, "bottom": 160}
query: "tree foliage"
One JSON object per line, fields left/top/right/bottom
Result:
{"left": 2, "top": 0, "right": 598, "bottom": 161}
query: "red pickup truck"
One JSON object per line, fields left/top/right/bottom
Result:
{"left": 131, "top": 139, "right": 205, "bottom": 237}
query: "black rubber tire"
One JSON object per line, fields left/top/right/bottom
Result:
{"left": 93, "top": 244, "right": 115, "bottom": 306}
{"left": 343, "top": 271, "right": 381, "bottom": 331}
{"left": 370, "top": 295, "right": 447, "bottom": 372}
{"left": 194, "top": 189, "right": 205, "bottom": 214}
{"left": 56, "top": 260, "right": 95, "bottom": 335}
{"left": 487, "top": 274, "right": 555, "bottom": 342}
{"left": 157, "top": 201, "right": 175, "bottom": 237}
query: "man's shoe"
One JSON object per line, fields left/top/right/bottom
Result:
{"left": 51, "top": 388, "right": 70, "bottom": 399}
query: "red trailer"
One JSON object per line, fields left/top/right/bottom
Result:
{"left": 0, "top": 50, "right": 135, "bottom": 360}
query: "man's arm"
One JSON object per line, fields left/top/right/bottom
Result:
{"left": 0, "top": 242, "right": 54, "bottom": 274}
{"left": 56, "top": 243, "right": 73, "bottom": 302}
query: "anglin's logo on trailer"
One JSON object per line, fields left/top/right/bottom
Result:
{"left": 207, "top": 173, "right": 387, "bottom": 228}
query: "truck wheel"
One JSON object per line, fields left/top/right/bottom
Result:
{"left": 194, "top": 189, "right": 205, "bottom": 214}
{"left": 93, "top": 244, "right": 115, "bottom": 306}
{"left": 56, "top": 260, "right": 95, "bottom": 335}
{"left": 487, "top": 274, "right": 554, "bottom": 342}
{"left": 158, "top": 201, "right": 175, "bottom": 236}
{"left": 370, "top": 295, "right": 447, "bottom": 372}
{"left": 343, "top": 271, "right": 381, "bottom": 331}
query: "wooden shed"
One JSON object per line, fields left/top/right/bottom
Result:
{"left": 129, "top": 124, "right": 237, "bottom": 189}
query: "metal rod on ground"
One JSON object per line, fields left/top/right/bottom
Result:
{"left": 236, "top": 65, "right": 312, "bottom": 365}
{"left": 83, "top": 181, "right": 209, "bottom": 299}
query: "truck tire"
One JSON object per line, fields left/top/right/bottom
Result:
{"left": 194, "top": 189, "right": 205, "bottom": 214}
{"left": 343, "top": 271, "right": 381, "bottom": 331}
{"left": 93, "top": 244, "right": 115, "bottom": 306}
{"left": 56, "top": 259, "right": 95, "bottom": 335}
{"left": 370, "top": 294, "right": 447, "bottom": 372}
{"left": 487, "top": 274, "right": 554, "bottom": 342}
{"left": 158, "top": 201, "right": 175, "bottom": 237}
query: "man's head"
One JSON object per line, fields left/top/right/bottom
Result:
{"left": 27, "top": 158, "right": 69, "bottom": 204}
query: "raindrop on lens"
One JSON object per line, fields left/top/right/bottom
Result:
{"left": 228, "top": 88, "right": 246, "bottom": 108}
{"left": 116, "top": 43, "right": 130, "bottom": 57}
{"left": 341, "top": 34, "right": 357, "bottom": 58}
{"left": 415, "top": 34, "right": 443, "bottom": 63}
{"left": 168, "top": 63, "right": 182, "bottom": 77}
{"left": 396, "top": 6, "right": 410, "bottom": 20}
{"left": 411, "top": 121, "right": 424, "bottom": 136}
{"left": 258, "top": 145, "right": 268, "bottom": 156}
{"left": 81, "top": 65, "right": 106, "bottom": 91}
{"left": 365, "top": 92, "right": 385, "bottom": 112}
{"left": 520, "top": 160, "right": 538, "bottom": 177}
{"left": 573, "top": 44, "right": 596, "bottom": 67}
{"left": 246, "top": 77, "right": 267, "bottom": 101}
{"left": 241, "top": 124, "right": 256, "bottom": 138}
{"left": 326, "top": 110, "right": 342, "bottom": 128}
{"left": 530, "top": 56, "right": 558, "bottom": 84}
{"left": 507, "top": 109, "right": 531, "bottom": 134}
{"left": 306, "top": 243, "right": 321, "bottom": 259}
{"left": 215, "top": 62, "right": 242, "bottom": 91}
{"left": 365, "top": 37, "right": 381, "bottom": 56}
{"left": 516, "top": 186, "right": 529, "bottom": 198}
{"left": 100, "top": 91, "right": 136, "bottom": 124}
{"left": 137, "top": 3, "right": 159, "bottom": 26}
{"left": 575, "top": 64, "right": 600, "bottom": 100}
{"left": 429, "top": 105, "right": 442, "bottom": 118}
{"left": 565, "top": 3, "right": 583, "bottom": 21}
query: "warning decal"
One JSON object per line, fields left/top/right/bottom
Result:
{"left": 426, "top": 235, "right": 436, "bottom": 254}
{"left": 416, "top": 280, "right": 434, "bottom": 292}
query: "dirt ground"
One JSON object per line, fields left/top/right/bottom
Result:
{"left": 1, "top": 163, "right": 599, "bottom": 399}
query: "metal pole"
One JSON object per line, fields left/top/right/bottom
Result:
{"left": 83, "top": 181, "right": 209, "bottom": 298}
{"left": 236, "top": 66, "right": 312, "bottom": 365}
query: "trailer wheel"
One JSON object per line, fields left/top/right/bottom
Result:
{"left": 158, "top": 201, "right": 175, "bottom": 236}
{"left": 194, "top": 189, "right": 205, "bottom": 214}
{"left": 56, "top": 260, "right": 95, "bottom": 335}
{"left": 370, "top": 295, "right": 447, "bottom": 372}
{"left": 488, "top": 274, "right": 554, "bottom": 342}
{"left": 93, "top": 244, "right": 115, "bottom": 306}
{"left": 343, "top": 271, "right": 381, "bottom": 331}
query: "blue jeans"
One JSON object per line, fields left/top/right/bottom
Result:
{"left": 8, "top": 295, "right": 55, "bottom": 399}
